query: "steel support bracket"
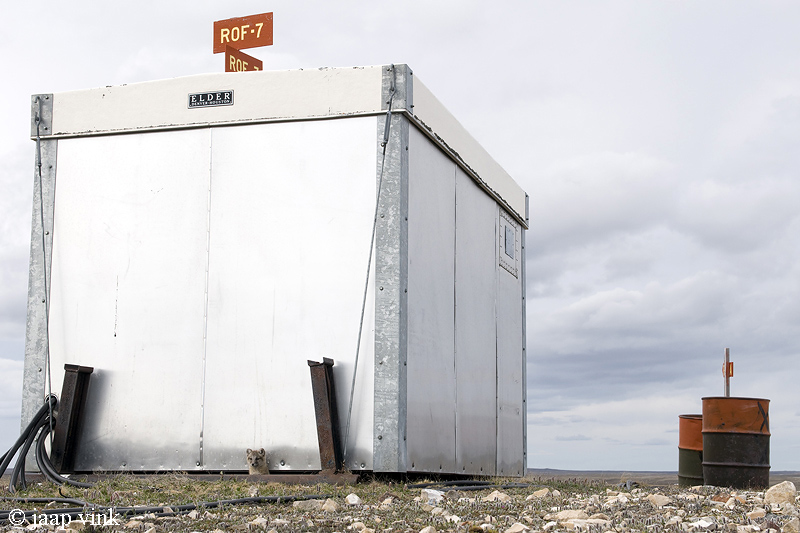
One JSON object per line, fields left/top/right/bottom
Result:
{"left": 307, "top": 358, "right": 343, "bottom": 473}
{"left": 51, "top": 364, "right": 94, "bottom": 473}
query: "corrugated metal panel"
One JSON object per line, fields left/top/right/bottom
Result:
{"left": 406, "top": 125, "right": 457, "bottom": 474}
{"left": 454, "top": 168, "right": 497, "bottom": 476}
{"left": 48, "top": 129, "right": 212, "bottom": 470}
{"left": 496, "top": 209, "right": 525, "bottom": 476}
{"left": 201, "top": 118, "right": 378, "bottom": 472}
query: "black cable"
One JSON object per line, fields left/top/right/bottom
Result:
{"left": 35, "top": 425, "right": 93, "bottom": 489}
{"left": 0, "top": 395, "right": 57, "bottom": 487}
{"left": 0, "top": 497, "right": 91, "bottom": 506}
{"left": 10, "top": 414, "right": 50, "bottom": 492}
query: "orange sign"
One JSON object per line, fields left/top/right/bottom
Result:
{"left": 225, "top": 46, "right": 263, "bottom": 72}
{"left": 213, "top": 12, "right": 273, "bottom": 54}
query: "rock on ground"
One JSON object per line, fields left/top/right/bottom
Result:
{"left": 345, "top": 493, "right": 363, "bottom": 505}
{"left": 482, "top": 490, "right": 513, "bottom": 502}
{"left": 765, "top": 481, "right": 797, "bottom": 505}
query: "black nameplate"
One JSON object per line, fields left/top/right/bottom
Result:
{"left": 188, "top": 90, "right": 234, "bottom": 108}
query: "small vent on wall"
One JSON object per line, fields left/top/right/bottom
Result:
{"left": 499, "top": 210, "right": 520, "bottom": 278}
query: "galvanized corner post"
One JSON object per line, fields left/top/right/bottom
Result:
{"left": 22, "top": 94, "right": 57, "bottom": 469}
{"left": 522, "top": 193, "right": 529, "bottom": 476}
{"left": 373, "top": 64, "right": 412, "bottom": 472}
{"left": 308, "top": 358, "right": 343, "bottom": 473}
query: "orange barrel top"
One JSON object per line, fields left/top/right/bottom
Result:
{"left": 702, "top": 397, "right": 770, "bottom": 435}
{"left": 679, "top": 414, "right": 703, "bottom": 451}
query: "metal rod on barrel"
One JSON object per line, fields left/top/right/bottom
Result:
{"left": 724, "top": 348, "right": 731, "bottom": 397}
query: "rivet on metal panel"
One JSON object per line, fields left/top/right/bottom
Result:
{"left": 361, "top": 463, "right": 365, "bottom": 468}
{"left": 380, "top": 214, "right": 384, "bottom": 218}
{"left": 196, "top": 461, "right": 200, "bottom": 466}
{"left": 379, "top": 286, "right": 383, "bottom": 291}
{"left": 378, "top": 435, "right": 382, "bottom": 440}
{"left": 280, "top": 460, "right": 285, "bottom": 466}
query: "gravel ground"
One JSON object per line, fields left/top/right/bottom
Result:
{"left": 1, "top": 475, "right": 798, "bottom": 533}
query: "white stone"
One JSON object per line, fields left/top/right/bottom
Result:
{"left": 322, "top": 498, "right": 339, "bottom": 512}
{"left": 349, "top": 522, "right": 367, "bottom": 531}
{"left": 747, "top": 509, "right": 766, "bottom": 519}
{"left": 552, "top": 490, "right": 562, "bottom": 498}
{"left": 344, "top": 492, "right": 362, "bottom": 505}
{"left": 292, "top": 499, "right": 324, "bottom": 511}
{"left": 250, "top": 517, "right": 269, "bottom": 529}
{"left": 766, "top": 482, "right": 797, "bottom": 505}
{"left": 421, "top": 488, "right": 445, "bottom": 504}
{"left": 647, "top": 494, "right": 672, "bottom": 508}
{"left": 543, "top": 521, "right": 558, "bottom": 531}
{"left": 187, "top": 510, "right": 200, "bottom": 519}
{"left": 783, "top": 518, "right": 800, "bottom": 533}
{"left": 527, "top": 488, "right": 550, "bottom": 500}
{"left": 419, "top": 527, "right": 437, "bottom": 533}
{"left": 555, "top": 510, "right": 590, "bottom": 521}
{"left": 444, "top": 514, "right": 461, "bottom": 523}
{"left": 483, "top": 490, "right": 513, "bottom": 502}
{"left": 505, "top": 524, "right": 530, "bottom": 533}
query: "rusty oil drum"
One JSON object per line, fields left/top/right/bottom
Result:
{"left": 702, "top": 397, "right": 770, "bottom": 488}
{"left": 678, "top": 414, "right": 704, "bottom": 487}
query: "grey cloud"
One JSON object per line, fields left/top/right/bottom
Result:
{"left": 556, "top": 435, "right": 591, "bottom": 442}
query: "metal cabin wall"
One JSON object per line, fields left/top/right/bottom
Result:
{"left": 406, "top": 125, "right": 526, "bottom": 477}
{"left": 406, "top": 125, "right": 457, "bottom": 474}
{"left": 201, "top": 118, "right": 378, "bottom": 472}
{"left": 46, "top": 129, "right": 212, "bottom": 470}
{"left": 496, "top": 208, "right": 525, "bottom": 476}
{"left": 33, "top": 117, "right": 379, "bottom": 472}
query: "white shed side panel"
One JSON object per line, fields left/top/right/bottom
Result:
{"left": 454, "top": 167, "right": 498, "bottom": 476}
{"left": 48, "top": 129, "right": 212, "bottom": 470}
{"left": 496, "top": 210, "right": 525, "bottom": 476}
{"left": 406, "top": 125, "right": 457, "bottom": 473}
{"left": 202, "top": 118, "right": 377, "bottom": 471}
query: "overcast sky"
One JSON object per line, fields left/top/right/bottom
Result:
{"left": 1, "top": 1, "right": 799, "bottom": 472}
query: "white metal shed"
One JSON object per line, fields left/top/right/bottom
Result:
{"left": 22, "top": 64, "right": 528, "bottom": 476}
